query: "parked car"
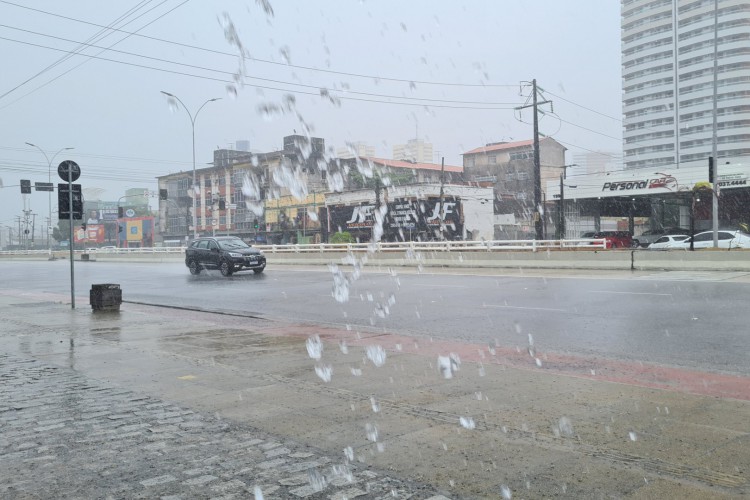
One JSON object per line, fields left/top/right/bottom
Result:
{"left": 593, "top": 231, "right": 633, "bottom": 249}
{"left": 632, "top": 227, "right": 690, "bottom": 248}
{"left": 185, "top": 236, "right": 266, "bottom": 276}
{"left": 675, "top": 230, "right": 750, "bottom": 250}
{"left": 647, "top": 234, "right": 691, "bottom": 250}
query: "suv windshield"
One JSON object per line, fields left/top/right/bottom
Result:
{"left": 218, "top": 239, "right": 250, "bottom": 250}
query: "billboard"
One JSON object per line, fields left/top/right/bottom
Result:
{"left": 126, "top": 220, "right": 143, "bottom": 241}
{"left": 329, "top": 197, "right": 462, "bottom": 240}
{"left": 73, "top": 224, "right": 105, "bottom": 244}
{"left": 118, "top": 217, "right": 154, "bottom": 247}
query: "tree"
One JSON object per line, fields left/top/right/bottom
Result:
{"left": 331, "top": 231, "right": 354, "bottom": 244}
{"left": 52, "top": 220, "right": 71, "bottom": 243}
{"left": 348, "top": 168, "right": 415, "bottom": 190}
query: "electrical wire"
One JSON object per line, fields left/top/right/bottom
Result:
{"left": 0, "top": 0, "right": 191, "bottom": 109}
{"left": 0, "top": 35, "right": 522, "bottom": 110}
{"left": 0, "top": 25, "right": 525, "bottom": 107}
{"left": 0, "top": 0, "right": 162, "bottom": 101}
{"left": 549, "top": 112, "right": 621, "bottom": 142}
{"left": 0, "top": 0, "right": 517, "bottom": 89}
{"left": 541, "top": 88, "right": 622, "bottom": 122}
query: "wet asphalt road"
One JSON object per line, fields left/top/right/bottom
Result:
{"left": 1, "top": 260, "right": 749, "bottom": 376}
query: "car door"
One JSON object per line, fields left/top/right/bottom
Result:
{"left": 669, "top": 235, "right": 689, "bottom": 248}
{"left": 207, "top": 239, "right": 221, "bottom": 268}
{"left": 193, "top": 239, "right": 210, "bottom": 266}
{"left": 718, "top": 231, "right": 735, "bottom": 248}
{"left": 651, "top": 236, "right": 670, "bottom": 249}
{"left": 691, "top": 232, "right": 713, "bottom": 249}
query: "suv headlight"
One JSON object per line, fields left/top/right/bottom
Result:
{"left": 258, "top": 249, "right": 264, "bottom": 255}
{"left": 228, "top": 252, "right": 243, "bottom": 258}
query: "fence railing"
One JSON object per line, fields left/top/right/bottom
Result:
{"left": 0, "top": 239, "right": 607, "bottom": 256}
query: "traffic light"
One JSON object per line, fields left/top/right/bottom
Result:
{"left": 81, "top": 223, "right": 87, "bottom": 231}
{"left": 118, "top": 206, "right": 124, "bottom": 218}
{"left": 57, "top": 183, "right": 82, "bottom": 219}
{"left": 159, "top": 189, "right": 168, "bottom": 200}
{"left": 708, "top": 156, "right": 714, "bottom": 183}
{"left": 254, "top": 222, "right": 259, "bottom": 229}
{"left": 20, "top": 179, "right": 31, "bottom": 194}
{"left": 219, "top": 200, "right": 226, "bottom": 210}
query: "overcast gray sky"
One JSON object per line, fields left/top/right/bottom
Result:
{"left": 0, "top": 0, "right": 622, "bottom": 230}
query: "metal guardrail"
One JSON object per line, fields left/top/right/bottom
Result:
{"left": 255, "top": 239, "right": 607, "bottom": 253}
{"left": 0, "top": 239, "right": 607, "bottom": 256}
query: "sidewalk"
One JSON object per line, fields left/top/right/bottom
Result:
{"left": 0, "top": 291, "right": 748, "bottom": 499}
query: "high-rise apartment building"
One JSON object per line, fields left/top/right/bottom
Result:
{"left": 336, "top": 142, "right": 376, "bottom": 159}
{"left": 393, "top": 139, "right": 433, "bottom": 163}
{"left": 622, "top": 0, "right": 750, "bottom": 169}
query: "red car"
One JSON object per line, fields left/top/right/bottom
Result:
{"left": 593, "top": 231, "right": 633, "bottom": 249}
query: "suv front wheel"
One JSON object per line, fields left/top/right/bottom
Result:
{"left": 220, "top": 260, "right": 234, "bottom": 277}
{"left": 188, "top": 260, "right": 201, "bottom": 275}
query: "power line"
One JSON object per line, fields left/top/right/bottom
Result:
{"left": 541, "top": 88, "right": 622, "bottom": 122}
{"left": 0, "top": 0, "right": 517, "bottom": 89}
{"left": 0, "top": 146, "right": 192, "bottom": 166}
{"left": 0, "top": 0, "right": 163, "bottom": 101}
{"left": 548, "top": 112, "right": 621, "bottom": 142}
{"left": 551, "top": 138, "right": 623, "bottom": 161}
{"left": 0, "top": 26, "right": 525, "bottom": 107}
{"left": 0, "top": 35, "right": 522, "bottom": 110}
{"left": 0, "top": 0, "right": 191, "bottom": 108}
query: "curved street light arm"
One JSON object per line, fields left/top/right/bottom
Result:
{"left": 160, "top": 91, "right": 221, "bottom": 239}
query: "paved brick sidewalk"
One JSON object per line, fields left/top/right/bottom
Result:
{"left": 0, "top": 353, "right": 446, "bottom": 500}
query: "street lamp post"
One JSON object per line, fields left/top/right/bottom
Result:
{"left": 160, "top": 91, "right": 221, "bottom": 239}
{"left": 25, "top": 143, "right": 74, "bottom": 256}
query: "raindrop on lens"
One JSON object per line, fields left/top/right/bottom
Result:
{"left": 308, "top": 468, "right": 326, "bottom": 492}
{"left": 437, "top": 353, "right": 461, "bottom": 379}
{"left": 557, "top": 417, "right": 574, "bottom": 437}
{"left": 500, "top": 484, "right": 512, "bottom": 499}
{"left": 459, "top": 416, "right": 475, "bottom": 429}
{"left": 315, "top": 364, "right": 332, "bottom": 382}
{"left": 366, "top": 345, "right": 387, "bottom": 367}
{"left": 306, "top": 335, "right": 323, "bottom": 360}
{"left": 366, "top": 423, "right": 379, "bottom": 442}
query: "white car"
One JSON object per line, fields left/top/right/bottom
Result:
{"left": 648, "top": 234, "right": 691, "bottom": 250}
{"left": 676, "top": 230, "right": 750, "bottom": 250}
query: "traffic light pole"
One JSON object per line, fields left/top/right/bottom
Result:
{"left": 68, "top": 175, "right": 75, "bottom": 309}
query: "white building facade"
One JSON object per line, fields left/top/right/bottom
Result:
{"left": 392, "top": 139, "right": 434, "bottom": 163}
{"left": 622, "top": 0, "right": 750, "bottom": 169}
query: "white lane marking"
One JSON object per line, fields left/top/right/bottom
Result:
{"left": 587, "top": 291, "right": 673, "bottom": 296}
{"left": 483, "top": 305, "right": 566, "bottom": 312}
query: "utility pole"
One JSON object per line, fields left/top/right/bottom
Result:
{"left": 516, "top": 79, "right": 552, "bottom": 240}
{"left": 559, "top": 174, "right": 565, "bottom": 239}
{"left": 438, "top": 156, "right": 445, "bottom": 240}
{"left": 31, "top": 212, "right": 36, "bottom": 248}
